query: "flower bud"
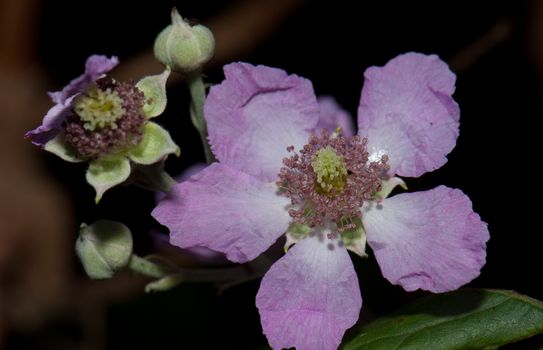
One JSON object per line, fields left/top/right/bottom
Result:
{"left": 75, "top": 220, "right": 133, "bottom": 279}
{"left": 154, "top": 8, "right": 215, "bottom": 73}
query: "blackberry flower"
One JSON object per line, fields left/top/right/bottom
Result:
{"left": 152, "top": 54, "right": 489, "bottom": 350}
{"left": 26, "top": 55, "right": 178, "bottom": 201}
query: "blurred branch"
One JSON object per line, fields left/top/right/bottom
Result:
{"left": 527, "top": 0, "right": 543, "bottom": 84}
{"left": 0, "top": 0, "right": 41, "bottom": 69}
{"left": 449, "top": 18, "right": 513, "bottom": 73}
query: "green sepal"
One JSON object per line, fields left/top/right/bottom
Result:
{"left": 86, "top": 156, "right": 131, "bottom": 203}
{"left": 128, "top": 122, "right": 180, "bottom": 165}
{"left": 75, "top": 220, "right": 133, "bottom": 279}
{"left": 136, "top": 68, "right": 171, "bottom": 118}
{"left": 44, "top": 133, "right": 86, "bottom": 163}
{"left": 145, "top": 273, "right": 183, "bottom": 293}
{"left": 339, "top": 217, "right": 367, "bottom": 257}
{"left": 374, "top": 176, "right": 407, "bottom": 200}
{"left": 284, "top": 223, "right": 312, "bottom": 252}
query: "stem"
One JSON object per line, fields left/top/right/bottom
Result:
{"left": 186, "top": 71, "right": 214, "bottom": 163}
{"left": 134, "top": 164, "right": 176, "bottom": 193}
{"left": 128, "top": 254, "right": 271, "bottom": 284}
{"left": 168, "top": 265, "right": 253, "bottom": 283}
{"left": 149, "top": 169, "right": 176, "bottom": 193}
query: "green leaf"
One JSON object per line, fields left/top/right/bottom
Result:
{"left": 86, "top": 156, "right": 131, "bottom": 203}
{"left": 136, "top": 68, "right": 171, "bottom": 118}
{"left": 44, "top": 133, "right": 86, "bottom": 162}
{"left": 343, "top": 289, "right": 543, "bottom": 350}
{"left": 75, "top": 220, "right": 133, "bottom": 279}
{"left": 128, "top": 122, "right": 180, "bottom": 165}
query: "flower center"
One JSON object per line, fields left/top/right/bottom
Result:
{"left": 74, "top": 85, "right": 125, "bottom": 131}
{"left": 312, "top": 146, "right": 347, "bottom": 195}
{"left": 64, "top": 77, "right": 146, "bottom": 158}
{"left": 278, "top": 129, "right": 389, "bottom": 231}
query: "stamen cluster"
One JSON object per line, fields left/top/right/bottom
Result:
{"left": 278, "top": 129, "right": 389, "bottom": 231}
{"left": 65, "top": 77, "right": 146, "bottom": 158}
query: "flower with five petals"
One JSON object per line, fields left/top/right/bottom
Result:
{"left": 26, "top": 55, "right": 179, "bottom": 201}
{"left": 152, "top": 53, "right": 489, "bottom": 350}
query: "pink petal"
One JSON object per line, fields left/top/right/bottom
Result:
{"left": 25, "top": 96, "right": 75, "bottom": 146}
{"left": 154, "top": 163, "right": 206, "bottom": 202}
{"left": 256, "top": 234, "right": 361, "bottom": 350}
{"left": 358, "top": 52, "right": 460, "bottom": 177}
{"left": 362, "top": 186, "right": 489, "bottom": 293}
{"left": 205, "top": 63, "right": 320, "bottom": 182}
{"left": 317, "top": 96, "right": 355, "bottom": 137}
{"left": 153, "top": 163, "right": 226, "bottom": 265}
{"left": 49, "top": 55, "right": 119, "bottom": 104}
{"left": 151, "top": 163, "right": 291, "bottom": 263}
{"left": 176, "top": 163, "right": 207, "bottom": 182}
{"left": 26, "top": 55, "right": 119, "bottom": 146}
{"left": 151, "top": 230, "right": 227, "bottom": 265}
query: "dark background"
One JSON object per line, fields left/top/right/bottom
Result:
{"left": 2, "top": 0, "right": 541, "bottom": 349}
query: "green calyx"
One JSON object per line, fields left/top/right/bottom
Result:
{"left": 86, "top": 155, "right": 131, "bottom": 203}
{"left": 283, "top": 219, "right": 367, "bottom": 257}
{"left": 44, "top": 133, "right": 86, "bottom": 162}
{"left": 84, "top": 122, "right": 179, "bottom": 202}
{"left": 338, "top": 217, "right": 367, "bottom": 257}
{"left": 284, "top": 223, "right": 312, "bottom": 252}
{"left": 374, "top": 176, "right": 407, "bottom": 200}
{"left": 136, "top": 68, "right": 171, "bottom": 118}
{"left": 128, "top": 122, "right": 180, "bottom": 165}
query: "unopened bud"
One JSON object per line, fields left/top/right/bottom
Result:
{"left": 154, "top": 8, "right": 215, "bottom": 73}
{"left": 75, "top": 220, "right": 133, "bottom": 279}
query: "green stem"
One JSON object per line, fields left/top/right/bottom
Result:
{"left": 186, "top": 71, "right": 214, "bottom": 163}
{"left": 128, "top": 254, "right": 272, "bottom": 285}
{"left": 134, "top": 164, "right": 176, "bottom": 193}
{"left": 151, "top": 169, "right": 176, "bottom": 193}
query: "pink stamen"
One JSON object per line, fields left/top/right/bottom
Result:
{"left": 64, "top": 77, "right": 146, "bottom": 158}
{"left": 277, "top": 129, "right": 389, "bottom": 229}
